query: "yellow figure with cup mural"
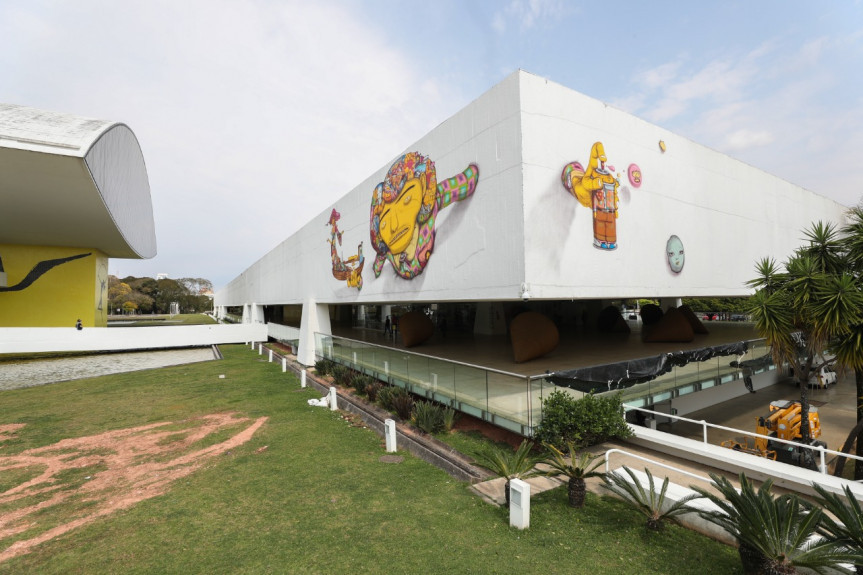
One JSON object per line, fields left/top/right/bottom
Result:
{"left": 561, "top": 142, "right": 620, "bottom": 250}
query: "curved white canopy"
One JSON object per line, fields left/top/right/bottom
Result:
{"left": 0, "top": 103, "right": 156, "bottom": 259}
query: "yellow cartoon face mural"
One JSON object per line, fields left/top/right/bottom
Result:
{"left": 378, "top": 176, "right": 425, "bottom": 256}
{"left": 562, "top": 141, "right": 629, "bottom": 251}
{"left": 370, "top": 152, "right": 479, "bottom": 279}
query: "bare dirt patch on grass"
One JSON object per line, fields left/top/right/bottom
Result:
{"left": 0, "top": 412, "right": 267, "bottom": 562}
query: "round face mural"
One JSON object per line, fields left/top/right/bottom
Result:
{"left": 666, "top": 235, "right": 684, "bottom": 273}
{"left": 627, "top": 164, "right": 642, "bottom": 188}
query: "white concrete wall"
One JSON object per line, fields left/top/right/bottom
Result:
{"left": 519, "top": 72, "right": 848, "bottom": 299}
{"left": 0, "top": 324, "right": 268, "bottom": 354}
{"left": 216, "top": 70, "right": 848, "bottom": 309}
{"left": 217, "top": 72, "right": 526, "bottom": 308}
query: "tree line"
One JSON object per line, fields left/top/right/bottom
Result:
{"left": 107, "top": 276, "right": 213, "bottom": 315}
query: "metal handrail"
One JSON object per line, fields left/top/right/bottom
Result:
{"left": 314, "top": 331, "right": 528, "bottom": 379}
{"left": 625, "top": 405, "right": 863, "bottom": 475}
{"left": 604, "top": 448, "right": 712, "bottom": 484}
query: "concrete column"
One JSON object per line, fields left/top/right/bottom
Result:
{"left": 250, "top": 303, "right": 265, "bottom": 324}
{"left": 659, "top": 298, "right": 682, "bottom": 311}
{"left": 297, "top": 299, "right": 332, "bottom": 367}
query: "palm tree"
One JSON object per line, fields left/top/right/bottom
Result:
{"left": 813, "top": 483, "right": 863, "bottom": 574}
{"left": 472, "top": 439, "right": 545, "bottom": 506}
{"left": 692, "top": 472, "right": 852, "bottom": 574}
{"left": 543, "top": 442, "right": 605, "bottom": 508}
{"left": 833, "top": 205, "right": 863, "bottom": 480}
{"left": 602, "top": 466, "right": 700, "bottom": 531}
{"left": 747, "top": 221, "right": 863, "bottom": 443}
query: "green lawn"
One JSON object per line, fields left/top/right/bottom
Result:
{"left": 0, "top": 345, "right": 742, "bottom": 574}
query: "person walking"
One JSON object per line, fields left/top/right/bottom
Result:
{"left": 384, "top": 315, "right": 391, "bottom": 338}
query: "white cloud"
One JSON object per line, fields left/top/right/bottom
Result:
{"left": 0, "top": 0, "right": 463, "bottom": 286}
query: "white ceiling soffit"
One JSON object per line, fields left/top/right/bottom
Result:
{"left": 0, "top": 103, "right": 156, "bottom": 259}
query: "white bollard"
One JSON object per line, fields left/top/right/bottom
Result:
{"left": 301, "top": 369, "right": 307, "bottom": 388}
{"left": 250, "top": 341, "right": 255, "bottom": 350}
{"left": 384, "top": 361, "right": 389, "bottom": 375}
{"left": 258, "top": 343, "right": 263, "bottom": 355}
{"left": 268, "top": 349, "right": 273, "bottom": 362}
{"left": 329, "top": 387, "right": 338, "bottom": 411}
{"left": 509, "top": 478, "right": 530, "bottom": 529}
{"left": 282, "top": 358, "right": 287, "bottom": 372}
{"left": 352, "top": 351, "right": 357, "bottom": 365}
{"left": 385, "top": 418, "right": 397, "bottom": 452}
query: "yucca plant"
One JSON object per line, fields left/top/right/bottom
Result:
{"left": 413, "top": 400, "right": 445, "bottom": 434}
{"left": 543, "top": 442, "right": 605, "bottom": 508}
{"left": 472, "top": 440, "right": 544, "bottom": 506}
{"left": 813, "top": 483, "right": 863, "bottom": 574}
{"left": 442, "top": 406, "right": 458, "bottom": 431}
{"left": 603, "top": 466, "right": 700, "bottom": 531}
{"left": 692, "top": 472, "right": 852, "bottom": 574}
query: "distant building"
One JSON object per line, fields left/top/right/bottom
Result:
{"left": 156, "top": 273, "right": 169, "bottom": 280}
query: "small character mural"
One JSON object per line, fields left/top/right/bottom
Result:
{"left": 666, "top": 235, "right": 685, "bottom": 273}
{"left": 627, "top": 164, "right": 642, "bottom": 188}
{"left": 327, "top": 209, "right": 364, "bottom": 290}
{"left": 561, "top": 142, "right": 621, "bottom": 250}
{"left": 370, "top": 152, "right": 479, "bottom": 279}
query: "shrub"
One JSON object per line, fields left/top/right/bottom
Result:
{"left": 413, "top": 401, "right": 445, "bottom": 434}
{"left": 365, "top": 381, "right": 383, "bottom": 403}
{"left": 314, "top": 358, "right": 334, "bottom": 377}
{"left": 352, "top": 374, "right": 373, "bottom": 395}
{"left": 330, "top": 365, "right": 349, "bottom": 385}
{"left": 443, "top": 407, "right": 458, "bottom": 431}
{"left": 391, "top": 390, "right": 414, "bottom": 421}
{"left": 377, "top": 386, "right": 396, "bottom": 411}
{"left": 378, "top": 386, "right": 413, "bottom": 420}
{"left": 534, "top": 390, "right": 633, "bottom": 450}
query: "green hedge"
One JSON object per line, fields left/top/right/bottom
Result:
{"left": 534, "top": 390, "right": 632, "bottom": 450}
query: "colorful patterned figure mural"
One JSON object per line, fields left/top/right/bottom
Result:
{"left": 561, "top": 142, "right": 621, "bottom": 250}
{"left": 327, "top": 209, "right": 364, "bottom": 290}
{"left": 370, "top": 152, "right": 479, "bottom": 279}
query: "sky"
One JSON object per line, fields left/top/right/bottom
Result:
{"left": 2, "top": 0, "right": 862, "bottom": 289}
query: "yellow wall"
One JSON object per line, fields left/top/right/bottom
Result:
{"left": 0, "top": 245, "right": 108, "bottom": 327}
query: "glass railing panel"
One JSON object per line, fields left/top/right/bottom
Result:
{"left": 385, "top": 350, "right": 410, "bottom": 388}
{"left": 451, "top": 363, "right": 489, "bottom": 419}
{"left": 426, "top": 357, "right": 456, "bottom": 407}
{"left": 405, "top": 355, "right": 431, "bottom": 397}
{"left": 485, "top": 372, "right": 529, "bottom": 428}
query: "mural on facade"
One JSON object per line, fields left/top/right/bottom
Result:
{"left": 370, "top": 152, "right": 479, "bottom": 279}
{"left": 0, "top": 252, "right": 91, "bottom": 292}
{"left": 561, "top": 142, "right": 622, "bottom": 250}
{"left": 327, "top": 209, "right": 364, "bottom": 290}
{"left": 666, "top": 235, "right": 684, "bottom": 273}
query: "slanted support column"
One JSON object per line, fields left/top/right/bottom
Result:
{"left": 297, "top": 299, "right": 332, "bottom": 367}
{"left": 659, "top": 297, "right": 682, "bottom": 311}
{"left": 250, "top": 303, "right": 265, "bottom": 324}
